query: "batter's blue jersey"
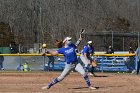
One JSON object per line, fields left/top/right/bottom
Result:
{"left": 81, "top": 45, "right": 94, "bottom": 57}
{"left": 57, "top": 43, "right": 77, "bottom": 64}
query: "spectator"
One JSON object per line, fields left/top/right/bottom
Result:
{"left": 128, "top": 47, "right": 135, "bottom": 73}
{"left": 136, "top": 45, "right": 140, "bottom": 75}
{"left": 17, "top": 64, "right": 24, "bottom": 71}
{"left": 42, "top": 44, "right": 55, "bottom": 71}
{"left": 47, "top": 56, "right": 55, "bottom": 71}
{"left": 23, "top": 62, "right": 30, "bottom": 71}
{"left": 106, "top": 45, "right": 114, "bottom": 60}
{"left": 129, "top": 47, "right": 134, "bottom": 54}
{"left": 106, "top": 45, "right": 114, "bottom": 54}
{"left": 0, "top": 52, "right": 4, "bottom": 70}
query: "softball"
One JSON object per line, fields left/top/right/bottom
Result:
{"left": 42, "top": 44, "right": 47, "bottom": 48}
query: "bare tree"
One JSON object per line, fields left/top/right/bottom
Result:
{"left": 0, "top": 0, "right": 140, "bottom": 51}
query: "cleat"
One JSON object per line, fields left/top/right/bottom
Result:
{"left": 47, "top": 85, "right": 51, "bottom": 89}
{"left": 42, "top": 86, "right": 48, "bottom": 89}
{"left": 89, "top": 86, "right": 97, "bottom": 90}
{"left": 131, "top": 70, "right": 136, "bottom": 74}
{"left": 42, "top": 84, "right": 51, "bottom": 89}
{"left": 93, "top": 73, "right": 97, "bottom": 77}
{"left": 88, "top": 73, "right": 93, "bottom": 76}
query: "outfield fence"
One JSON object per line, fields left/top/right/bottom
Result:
{"left": 0, "top": 53, "right": 138, "bottom": 72}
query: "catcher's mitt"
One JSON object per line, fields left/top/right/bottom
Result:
{"left": 91, "top": 61, "right": 97, "bottom": 67}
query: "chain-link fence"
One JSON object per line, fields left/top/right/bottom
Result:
{"left": 15, "top": 31, "right": 140, "bottom": 53}
{"left": 83, "top": 31, "right": 140, "bottom": 52}
{"left": 0, "top": 53, "right": 137, "bottom": 72}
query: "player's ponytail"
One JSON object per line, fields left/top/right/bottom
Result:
{"left": 55, "top": 39, "right": 63, "bottom": 48}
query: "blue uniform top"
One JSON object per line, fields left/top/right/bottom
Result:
{"left": 57, "top": 43, "right": 77, "bottom": 64}
{"left": 82, "top": 45, "right": 94, "bottom": 57}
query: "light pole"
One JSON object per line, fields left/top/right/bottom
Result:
{"left": 138, "top": 32, "right": 139, "bottom": 47}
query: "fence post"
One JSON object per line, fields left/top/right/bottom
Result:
{"left": 43, "top": 55, "right": 46, "bottom": 71}
{"left": 123, "top": 37, "right": 124, "bottom": 51}
{"left": 112, "top": 31, "right": 114, "bottom": 48}
{"left": 19, "top": 55, "right": 22, "bottom": 66}
{"left": 138, "top": 32, "right": 139, "bottom": 46}
{"left": 135, "top": 56, "right": 138, "bottom": 72}
{"left": 101, "top": 56, "right": 104, "bottom": 72}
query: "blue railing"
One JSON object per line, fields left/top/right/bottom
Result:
{"left": 44, "top": 56, "right": 136, "bottom": 72}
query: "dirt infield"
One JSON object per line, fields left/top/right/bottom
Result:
{"left": 0, "top": 71, "right": 140, "bottom": 93}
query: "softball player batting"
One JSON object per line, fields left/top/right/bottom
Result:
{"left": 80, "top": 41, "right": 96, "bottom": 76}
{"left": 42, "top": 33, "right": 96, "bottom": 90}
